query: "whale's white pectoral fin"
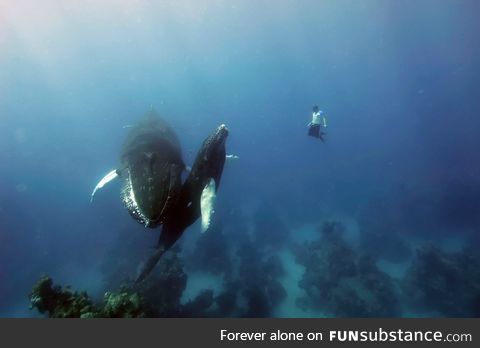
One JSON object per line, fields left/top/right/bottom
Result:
{"left": 226, "top": 154, "right": 239, "bottom": 160}
{"left": 90, "top": 169, "right": 119, "bottom": 202}
{"left": 200, "top": 178, "right": 216, "bottom": 233}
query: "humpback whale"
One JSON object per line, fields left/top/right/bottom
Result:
{"left": 135, "top": 124, "right": 228, "bottom": 283}
{"left": 92, "top": 111, "right": 184, "bottom": 227}
{"left": 91, "top": 110, "right": 229, "bottom": 282}
{"left": 119, "top": 114, "right": 184, "bottom": 227}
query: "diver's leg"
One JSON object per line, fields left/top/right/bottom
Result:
{"left": 309, "top": 125, "right": 320, "bottom": 138}
{"left": 319, "top": 129, "right": 327, "bottom": 142}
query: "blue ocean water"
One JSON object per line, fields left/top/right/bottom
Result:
{"left": 1, "top": 0, "right": 480, "bottom": 317}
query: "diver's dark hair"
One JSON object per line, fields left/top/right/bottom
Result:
{"left": 313, "top": 105, "right": 319, "bottom": 112}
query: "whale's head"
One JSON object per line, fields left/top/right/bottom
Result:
{"left": 201, "top": 124, "right": 228, "bottom": 165}
{"left": 212, "top": 124, "right": 229, "bottom": 148}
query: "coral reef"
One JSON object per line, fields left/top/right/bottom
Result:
{"left": 188, "top": 220, "right": 232, "bottom": 277}
{"left": 29, "top": 275, "right": 146, "bottom": 318}
{"left": 214, "top": 281, "right": 240, "bottom": 316}
{"left": 236, "top": 240, "right": 287, "bottom": 317}
{"left": 182, "top": 289, "right": 214, "bottom": 317}
{"left": 102, "top": 290, "right": 145, "bottom": 318}
{"left": 134, "top": 251, "right": 188, "bottom": 317}
{"left": 30, "top": 250, "right": 218, "bottom": 317}
{"left": 294, "top": 221, "right": 400, "bottom": 317}
{"left": 402, "top": 245, "right": 480, "bottom": 317}
{"left": 358, "top": 196, "right": 412, "bottom": 263}
{"left": 99, "top": 224, "right": 153, "bottom": 291}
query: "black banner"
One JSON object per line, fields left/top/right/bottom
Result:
{"left": 0, "top": 318, "right": 477, "bottom": 347}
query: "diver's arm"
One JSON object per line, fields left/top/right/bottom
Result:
{"left": 322, "top": 115, "right": 327, "bottom": 127}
